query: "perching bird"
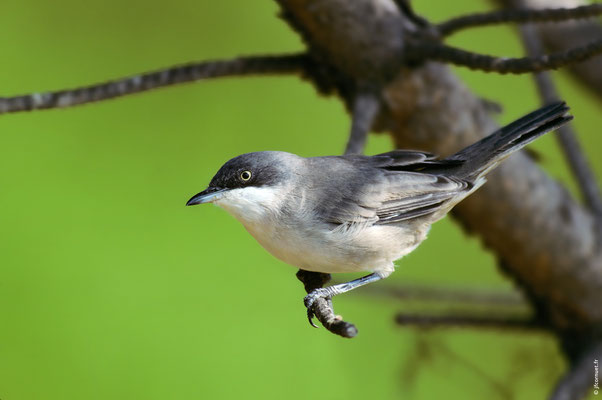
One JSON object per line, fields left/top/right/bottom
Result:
{"left": 186, "top": 102, "right": 571, "bottom": 326}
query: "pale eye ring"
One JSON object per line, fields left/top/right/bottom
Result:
{"left": 240, "top": 170, "right": 252, "bottom": 181}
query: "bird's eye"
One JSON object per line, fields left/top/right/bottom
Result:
{"left": 240, "top": 170, "right": 252, "bottom": 181}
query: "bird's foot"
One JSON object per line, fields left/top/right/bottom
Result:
{"left": 303, "top": 288, "right": 332, "bottom": 328}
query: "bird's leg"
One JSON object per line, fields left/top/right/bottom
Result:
{"left": 304, "top": 272, "right": 384, "bottom": 326}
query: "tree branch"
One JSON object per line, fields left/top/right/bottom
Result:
{"left": 519, "top": 24, "right": 602, "bottom": 223}
{"left": 438, "top": 4, "right": 602, "bottom": 37}
{"left": 393, "top": 0, "right": 430, "bottom": 28}
{"left": 382, "top": 60, "right": 602, "bottom": 335}
{"left": 0, "top": 53, "right": 312, "bottom": 115}
{"left": 494, "top": 0, "right": 602, "bottom": 102}
{"left": 395, "top": 312, "right": 544, "bottom": 331}
{"left": 279, "top": 0, "right": 602, "bottom": 348}
{"left": 344, "top": 91, "right": 381, "bottom": 154}
{"left": 549, "top": 342, "right": 602, "bottom": 400}
{"left": 406, "top": 38, "right": 602, "bottom": 74}
{"left": 295, "top": 269, "right": 358, "bottom": 338}
{"left": 362, "top": 283, "right": 526, "bottom": 307}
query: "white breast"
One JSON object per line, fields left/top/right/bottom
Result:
{"left": 213, "top": 185, "right": 427, "bottom": 277}
{"left": 214, "top": 186, "right": 285, "bottom": 225}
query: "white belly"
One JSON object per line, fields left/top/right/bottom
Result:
{"left": 242, "top": 217, "right": 428, "bottom": 277}
{"left": 213, "top": 184, "right": 429, "bottom": 276}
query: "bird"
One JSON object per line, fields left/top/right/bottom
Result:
{"left": 186, "top": 101, "right": 572, "bottom": 327}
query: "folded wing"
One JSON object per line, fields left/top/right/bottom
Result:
{"left": 314, "top": 151, "right": 473, "bottom": 226}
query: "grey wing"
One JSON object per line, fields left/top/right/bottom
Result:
{"left": 320, "top": 171, "right": 473, "bottom": 226}
{"left": 360, "top": 149, "right": 438, "bottom": 167}
{"left": 373, "top": 172, "right": 473, "bottom": 224}
{"left": 310, "top": 151, "right": 472, "bottom": 226}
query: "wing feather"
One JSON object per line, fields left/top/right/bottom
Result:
{"left": 372, "top": 173, "right": 470, "bottom": 224}
{"left": 309, "top": 152, "right": 472, "bottom": 227}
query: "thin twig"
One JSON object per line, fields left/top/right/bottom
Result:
{"left": 362, "top": 283, "right": 526, "bottom": 307}
{"left": 393, "top": 0, "right": 430, "bottom": 28}
{"left": 296, "top": 269, "right": 358, "bottom": 338}
{"left": 407, "top": 38, "right": 602, "bottom": 73}
{"left": 549, "top": 342, "right": 602, "bottom": 400}
{"left": 344, "top": 91, "right": 380, "bottom": 154}
{"left": 519, "top": 24, "right": 602, "bottom": 221}
{"left": 0, "top": 53, "right": 311, "bottom": 115}
{"left": 438, "top": 4, "right": 602, "bottom": 37}
{"left": 395, "top": 312, "right": 544, "bottom": 331}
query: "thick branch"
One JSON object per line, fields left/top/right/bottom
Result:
{"left": 395, "top": 312, "right": 544, "bottom": 331}
{"left": 279, "top": 0, "right": 602, "bottom": 342}
{"left": 383, "top": 61, "right": 602, "bottom": 336}
{"left": 383, "top": 62, "right": 602, "bottom": 333}
{"left": 407, "top": 38, "right": 602, "bottom": 73}
{"left": 519, "top": 24, "right": 602, "bottom": 221}
{"left": 438, "top": 4, "right": 602, "bottom": 37}
{"left": 0, "top": 53, "right": 311, "bottom": 114}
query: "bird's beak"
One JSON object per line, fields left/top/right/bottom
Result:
{"left": 186, "top": 187, "right": 225, "bottom": 206}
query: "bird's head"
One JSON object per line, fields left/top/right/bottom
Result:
{"left": 186, "top": 151, "right": 300, "bottom": 222}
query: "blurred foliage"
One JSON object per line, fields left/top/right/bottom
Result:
{"left": 0, "top": 0, "right": 600, "bottom": 399}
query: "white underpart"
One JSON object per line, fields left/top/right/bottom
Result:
{"left": 212, "top": 185, "right": 429, "bottom": 277}
{"left": 214, "top": 186, "right": 285, "bottom": 226}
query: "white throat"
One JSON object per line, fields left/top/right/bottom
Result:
{"left": 213, "top": 185, "right": 285, "bottom": 226}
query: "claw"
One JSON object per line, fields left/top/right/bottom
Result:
{"left": 303, "top": 288, "right": 329, "bottom": 328}
{"left": 307, "top": 309, "right": 319, "bottom": 328}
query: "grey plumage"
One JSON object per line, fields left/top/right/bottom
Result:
{"left": 186, "top": 101, "right": 572, "bottom": 327}
{"left": 447, "top": 101, "right": 571, "bottom": 180}
{"left": 303, "top": 101, "right": 571, "bottom": 227}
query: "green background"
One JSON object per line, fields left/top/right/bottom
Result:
{"left": 0, "top": 1, "right": 600, "bottom": 399}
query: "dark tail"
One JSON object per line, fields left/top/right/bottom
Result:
{"left": 447, "top": 101, "right": 572, "bottom": 181}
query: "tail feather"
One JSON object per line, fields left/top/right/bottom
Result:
{"left": 448, "top": 101, "right": 572, "bottom": 180}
